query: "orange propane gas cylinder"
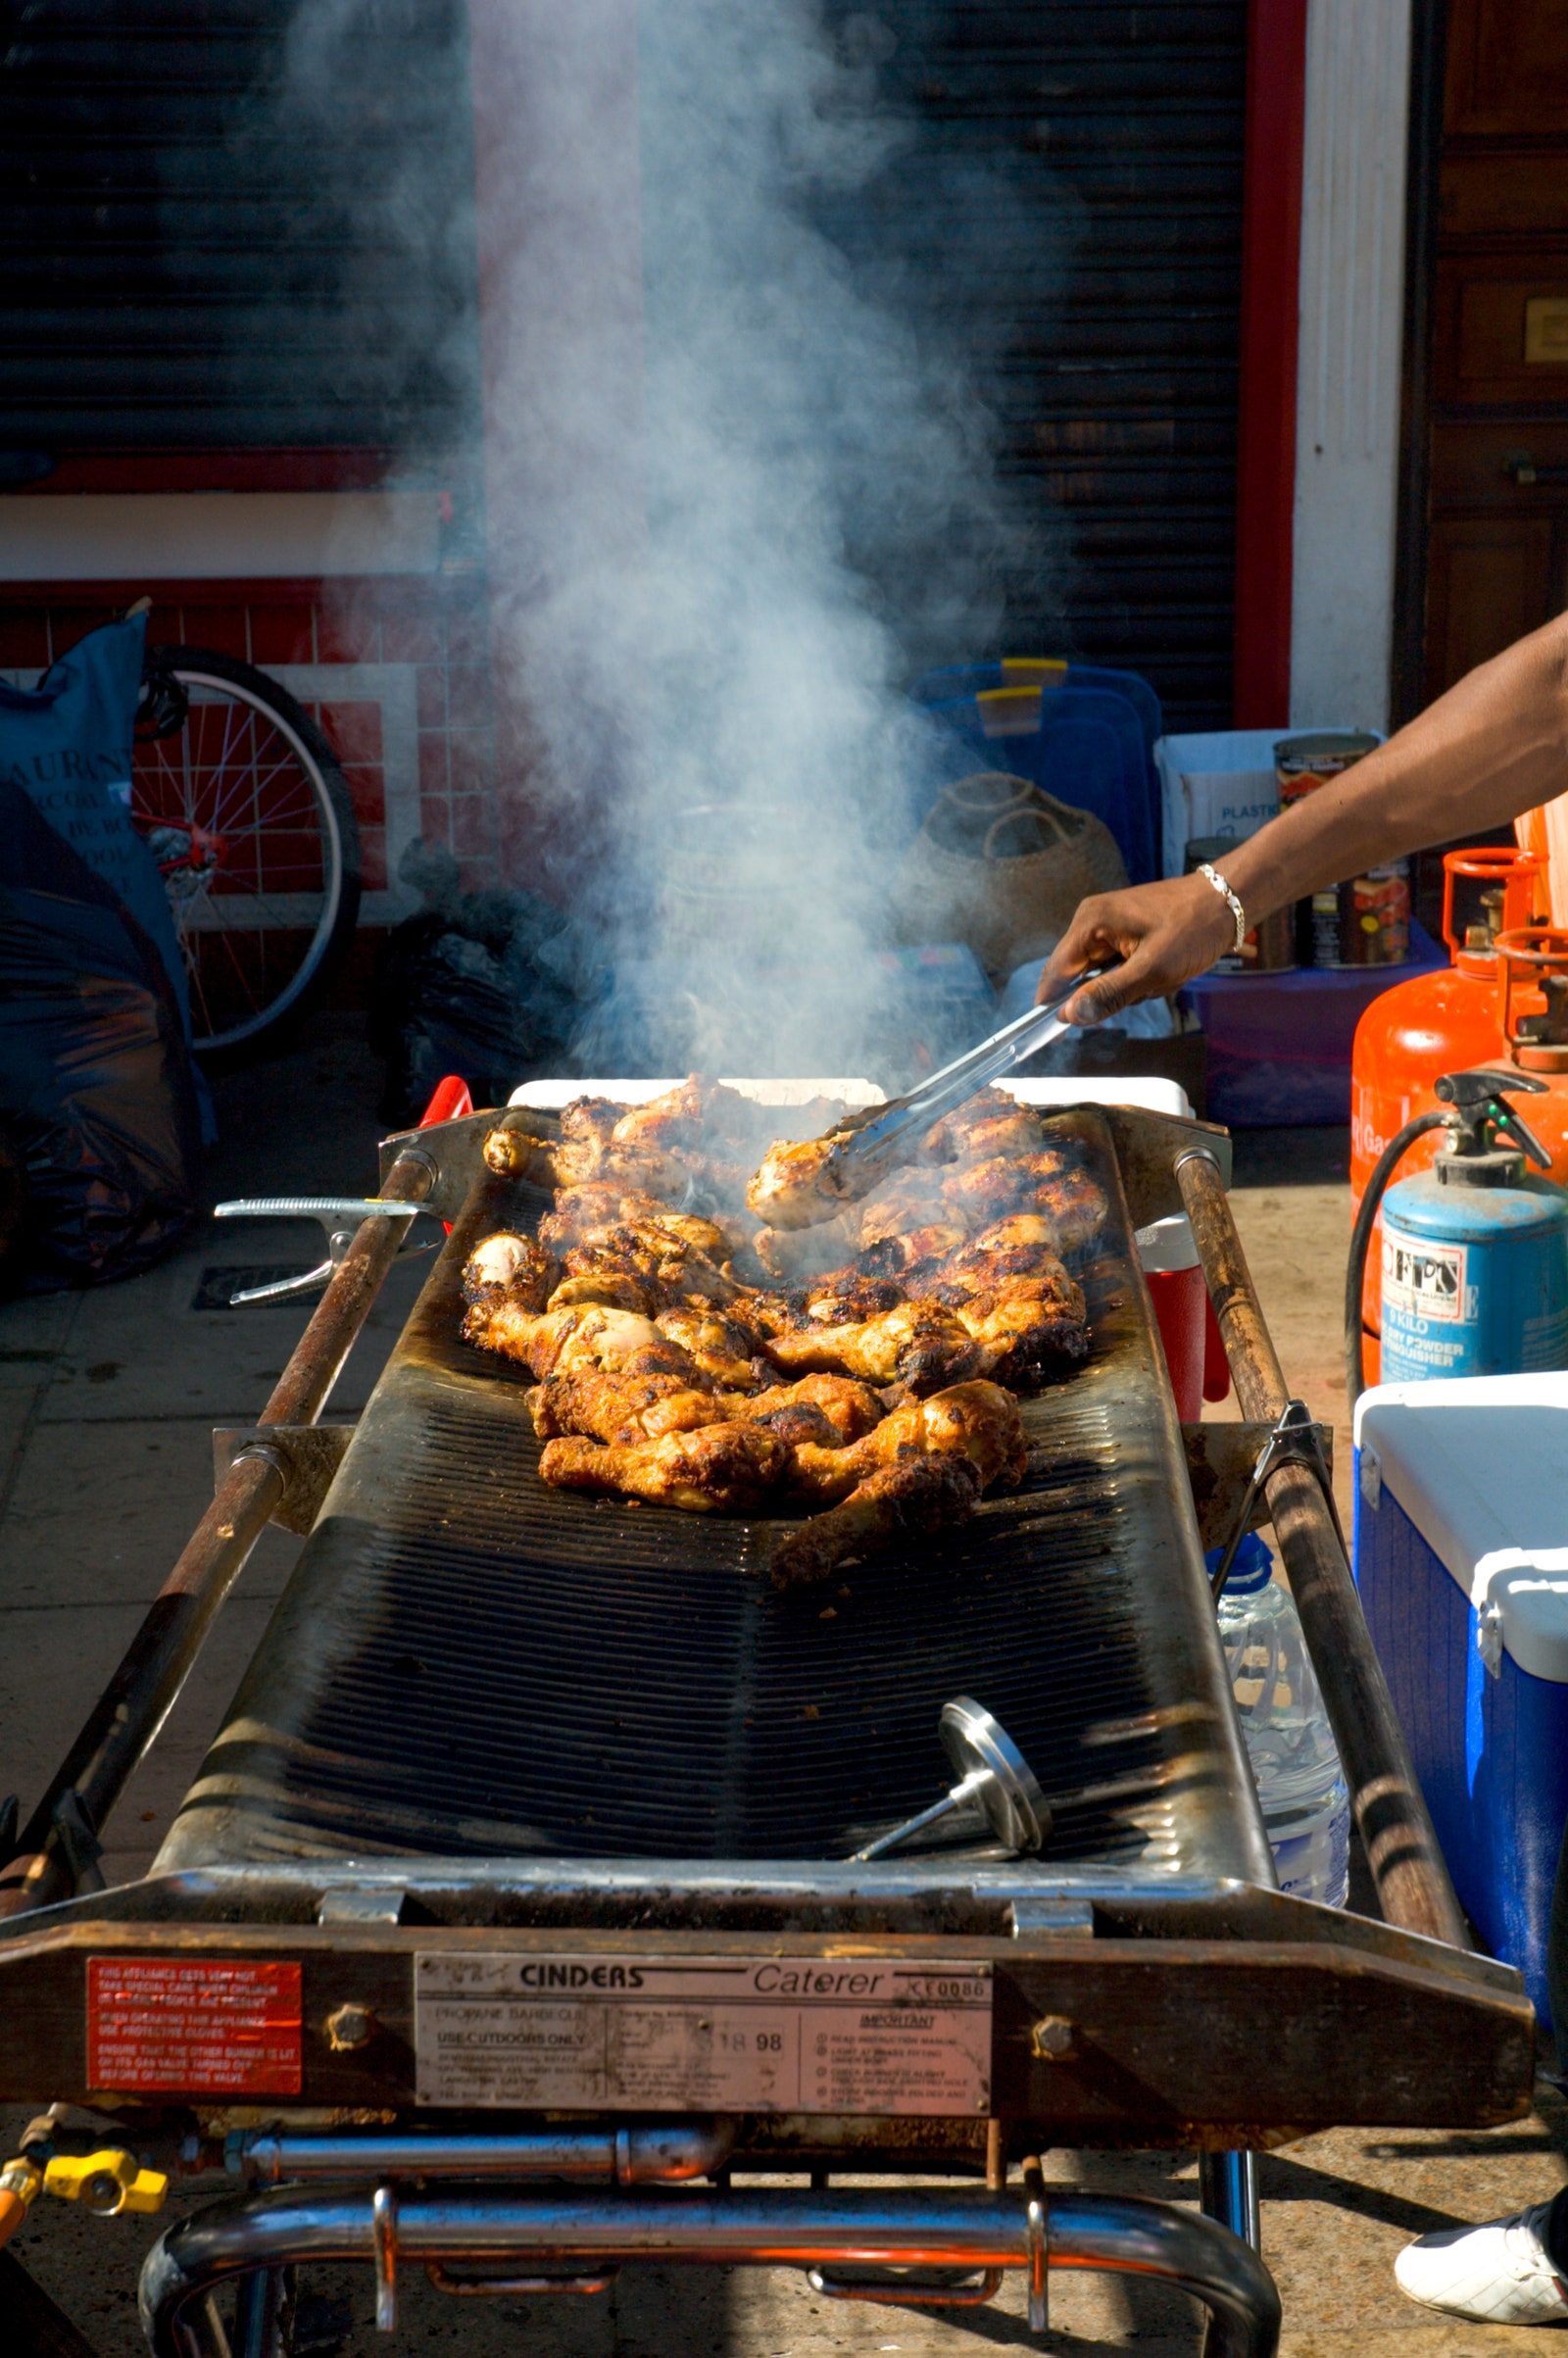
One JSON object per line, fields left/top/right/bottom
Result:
{"left": 1350, "top": 848, "right": 1552, "bottom": 1356}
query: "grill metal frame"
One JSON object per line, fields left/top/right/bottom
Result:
{"left": 0, "top": 1093, "right": 1534, "bottom": 2353}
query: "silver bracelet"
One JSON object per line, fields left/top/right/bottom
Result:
{"left": 1197, "top": 860, "right": 1248, "bottom": 954}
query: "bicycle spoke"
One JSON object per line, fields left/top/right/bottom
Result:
{"left": 134, "top": 663, "right": 352, "bottom": 1049}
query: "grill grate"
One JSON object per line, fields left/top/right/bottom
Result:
{"left": 162, "top": 1111, "right": 1262, "bottom": 1882}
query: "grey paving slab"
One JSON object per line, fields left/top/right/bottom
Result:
{"left": 28, "top": 1241, "right": 428, "bottom": 1426}
{"left": 0, "top": 1590, "right": 282, "bottom": 1853}
{"left": 0, "top": 1416, "right": 301, "bottom": 1610}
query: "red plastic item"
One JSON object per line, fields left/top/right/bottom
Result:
{"left": 1202, "top": 1296, "right": 1231, "bottom": 1403}
{"left": 1138, "top": 1216, "right": 1209, "bottom": 1421}
{"left": 416, "top": 1075, "right": 474, "bottom": 1235}
{"left": 419, "top": 1074, "right": 473, "bottom": 1127}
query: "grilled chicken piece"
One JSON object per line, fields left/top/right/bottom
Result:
{"left": 609, "top": 1080, "right": 707, "bottom": 1150}
{"left": 527, "top": 1367, "right": 867, "bottom": 1448}
{"left": 654, "top": 1308, "right": 770, "bottom": 1391}
{"left": 653, "top": 1207, "right": 750, "bottom": 1259}
{"left": 855, "top": 1168, "right": 960, "bottom": 1245}
{"left": 953, "top": 1285, "right": 1089, "bottom": 1383}
{"left": 768, "top": 1453, "right": 983, "bottom": 1588}
{"left": 727, "top": 1372, "right": 884, "bottom": 1444}
{"left": 788, "top": 1379, "right": 1027, "bottom": 1503}
{"left": 941, "top": 1153, "right": 1106, "bottom": 1254}
{"left": 546, "top": 1216, "right": 750, "bottom": 1313}
{"left": 464, "top": 1299, "right": 700, "bottom": 1384}
{"left": 851, "top": 1222, "right": 968, "bottom": 1281}
{"left": 922, "top": 1089, "right": 1046, "bottom": 1167}
{"left": 762, "top": 1299, "right": 984, "bottom": 1391}
{"left": 540, "top": 1186, "right": 685, "bottom": 1250}
{"left": 561, "top": 1096, "right": 624, "bottom": 1150}
{"left": 481, "top": 1125, "right": 564, "bottom": 1188}
{"left": 794, "top": 1272, "right": 907, "bottom": 1324}
{"left": 746, "top": 1131, "right": 867, "bottom": 1231}
{"left": 897, "top": 1216, "right": 1090, "bottom": 1383}
{"left": 926, "top": 1211, "right": 1063, "bottom": 1287}
{"left": 752, "top": 1209, "right": 862, "bottom": 1283}
{"left": 461, "top": 1232, "right": 559, "bottom": 1311}
{"left": 526, "top": 1371, "right": 718, "bottom": 1446}
{"left": 539, "top": 1422, "right": 790, "bottom": 1513}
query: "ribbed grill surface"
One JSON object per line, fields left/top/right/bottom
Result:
{"left": 167, "top": 1115, "right": 1249, "bottom": 1875}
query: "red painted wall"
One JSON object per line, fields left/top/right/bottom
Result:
{"left": 1233, "top": 0, "right": 1310, "bottom": 726}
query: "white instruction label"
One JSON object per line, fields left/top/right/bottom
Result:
{"left": 414, "top": 1953, "right": 992, "bottom": 2115}
{"left": 1382, "top": 1233, "right": 1468, "bottom": 1322}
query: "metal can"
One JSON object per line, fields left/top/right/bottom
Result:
{"left": 1275, "top": 729, "right": 1381, "bottom": 805}
{"left": 1185, "top": 836, "right": 1297, "bottom": 973}
{"left": 1274, "top": 732, "right": 1389, "bottom": 966}
{"left": 1309, "top": 863, "right": 1412, "bottom": 967}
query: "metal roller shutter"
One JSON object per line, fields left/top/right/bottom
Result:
{"left": 0, "top": 0, "right": 479, "bottom": 457}
{"left": 870, "top": 1, "right": 1250, "bottom": 728}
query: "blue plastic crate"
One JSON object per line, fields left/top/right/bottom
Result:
{"left": 1354, "top": 1374, "right": 1568, "bottom": 2028}
{"left": 911, "top": 659, "right": 1162, "bottom": 758}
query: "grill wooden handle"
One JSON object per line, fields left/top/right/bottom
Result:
{"left": 1176, "top": 1147, "right": 1470, "bottom": 1950}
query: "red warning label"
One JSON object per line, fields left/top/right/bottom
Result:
{"left": 87, "top": 1957, "right": 303, "bottom": 2095}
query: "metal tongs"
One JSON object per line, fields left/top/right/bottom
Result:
{"left": 816, "top": 962, "right": 1108, "bottom": 1196}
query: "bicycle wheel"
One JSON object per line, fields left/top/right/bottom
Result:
{"left": 131, "top": 646, "right": 363, "bottom": 1056}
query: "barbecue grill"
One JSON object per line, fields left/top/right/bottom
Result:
{"left": 0, "top": 1084, "right": 1535, "bottom": 2358}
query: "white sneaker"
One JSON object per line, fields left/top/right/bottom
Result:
{"left": 1395, "top": 2200, "right": 1568, "bottom": 2325}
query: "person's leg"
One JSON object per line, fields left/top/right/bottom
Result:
{"left": 1394, "top": 1816, "right": 1568, "bottom": 2325}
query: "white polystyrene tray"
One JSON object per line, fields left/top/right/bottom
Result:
{"left": 508, "top": 1078, "right": 885, "bottom": 1111}
{"left": 1355, "top": 1373, "right": 1568, "bottom": 1682}
{"left": 1004, "top": 1076, "right": 1193, "bottom": 1119}
{"left": 508, "top": 1075, "right": 1191, "bottom": 1118}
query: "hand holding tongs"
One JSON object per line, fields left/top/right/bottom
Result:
{"left": 812, "top": 962, "right": 1109, "bottom": 1197}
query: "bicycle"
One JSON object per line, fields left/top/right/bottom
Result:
{"left": 131, "top": 633, "right": 362, "bottom": 1056}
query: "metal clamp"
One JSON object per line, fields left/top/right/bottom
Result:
{"left": 1208, "top": 1399, "right": 1344, "bottom": 1600}
{"left": 213, "top": 1425, "right": 356, "bottom": 1537}
{"left": 1024, "top": 2162, "right": 1049, "bottom": 2335}
{"left": 426, "top": 2261, "right": 617, "bottom": 2297}
{"left": 808, "top": 2264, "right": 1004, "bottom": 2307}
{"left": 371, "top": 2184, "right": 397, "bottom": 2333}
{"left": 213, "top": 1196, "right": 441, "bottom": 1304}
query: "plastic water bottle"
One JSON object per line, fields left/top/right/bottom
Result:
{"left": 1211, "top": 1532, "right": 1350, "bottom": 1906}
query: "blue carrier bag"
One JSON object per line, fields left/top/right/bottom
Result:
{"left": 0, "top": 777, "right": 200, "bottom": 1290}
{"left": 0, "top": 613, "right": 194, "bottom": 1043}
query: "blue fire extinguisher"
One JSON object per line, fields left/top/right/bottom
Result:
{"left": 1347, "top": 1067, "right": 1568, "bottom": 1403}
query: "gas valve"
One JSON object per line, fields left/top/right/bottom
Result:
{"left": 0, "top": 2155, "right": 42, "bottom": 2247}
{"left": 43, "top": 2147, "right": 169, "bottom": 2217}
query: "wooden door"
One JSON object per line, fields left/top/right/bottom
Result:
{"left": 1423, "top": 0, "right": 1568, "bottom": 703}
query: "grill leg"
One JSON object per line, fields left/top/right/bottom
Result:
{"left": 231, "top": 2266, "right": 294, "bottom": 2358}
{"left": 1200, "top": 2152, "right": 1260, "bottom": 2252}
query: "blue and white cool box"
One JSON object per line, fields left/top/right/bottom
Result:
{"left": 1353, "top": 1374, "right": 1568, "bottom": 2027}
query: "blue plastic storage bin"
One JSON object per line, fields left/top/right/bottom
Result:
{"left": 919, "top": 683, "right": 1159, "bottom": 886}
{"left": 911, "top": 659, "right": 1163, "bottom": 760}
{"left": 1353, "top": 1373, "right": 1568, "bottom": 2027}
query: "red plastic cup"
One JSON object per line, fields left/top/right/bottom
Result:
{"left": 1137, "top": 1214, "right": 1214, "bottom": 1421}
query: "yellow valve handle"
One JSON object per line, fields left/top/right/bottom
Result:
{"left": 0, "top": 2155, "right": 42, "bottom": 2247}
{"left": 44, "top": 2148, "right": 168, "bottom": 2217}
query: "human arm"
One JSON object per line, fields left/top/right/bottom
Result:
{"left": 1037, "top": 612, "right": 1568, "bottom": 1024}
